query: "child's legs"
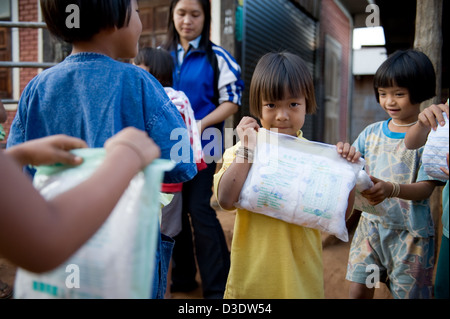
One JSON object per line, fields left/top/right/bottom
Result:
{"left": 346, "top": 216, "right": 387, "bottom": 299}
{"left": 347, "top": 215, "right": 435, "bottom": 299}
{"left": 160, "top": 192, "right": 182, "bottom": 299}
{"left": 386, "top": 232, "right": 434, "bottom": 299}
{"left": 434, "top": 235, "right": 449, "bottom": 299}
{"left": 349, "top": 282, "right": 375, "bottom": 299}
{"left": 165, "top": 258, "right": 173, "bottom": 299}
{"left": 151, "top": 233, "right": 175, "bottom": 299}
{"left": 160, "top": 192, "right": 183, "bottom": 239}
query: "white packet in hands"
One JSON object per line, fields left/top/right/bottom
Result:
{"left": 236, "top": 129, "right": 366, "bottom": 242}
{"left": 422, "top": 113, "right": 449, "bottom": 181}
{"left": 356, "top": 170, "right": 374, "bottom": 192}
{"left": 353, "top": 169, "right": 391, "bottom": 216}
{"left": 14, "top": 149, "right": 175, "bottom": 299}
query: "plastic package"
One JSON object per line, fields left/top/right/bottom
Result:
{"left": 236, "top": 129, "right": 366, "bottom": 242}
{"left": 355, "top": 170, "right": 374, "bottom": 192}
{"left": 14, "top": 149, "right": 174, "bottom": 299}
{"left": 422, "top": 113, "right": 449, "bottom": 181}
{"left": 353, "top": 170, "right": 389, "bottom": 216}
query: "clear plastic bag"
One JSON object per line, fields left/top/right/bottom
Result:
{"left": 422, "top": 113, "right": 449, "bottom": 181}
{"left": 14, "top": 149, "right": 174, "bottom": 299}
{"left": 353, "top": 170, "right": 389, "bottom": 216}
{"left": 236, "top": 129, "right": 365, "bottom": 242}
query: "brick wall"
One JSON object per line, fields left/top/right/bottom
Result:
{"left": 1, "top": 0, "right": 39, "bottom": 145}
{"left": 19, "top": 0, "right": 39, "bottom": 94}
{"left": 319, "top": 0, "right": 351, "bottom": 142}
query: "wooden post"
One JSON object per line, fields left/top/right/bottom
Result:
{"left": 414, "top": 0, "right": 443, "bottom": 105}
{"left": 414, "top": 0, "right": 444, "bottom": 291}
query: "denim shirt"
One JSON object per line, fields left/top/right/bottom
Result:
{"left": 7, "top": 53, "right": 197, "bottom": 184}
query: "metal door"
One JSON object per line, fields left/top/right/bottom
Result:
{"left": 242, "top": 0, "right": 318, "bottom": 139}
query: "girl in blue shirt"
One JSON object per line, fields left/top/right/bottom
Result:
{"left": 346, "top": 50, "right": 442, "bottom": 299}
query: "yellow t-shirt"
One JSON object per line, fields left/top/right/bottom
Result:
{"left": 213, "top": 139, "right": 324, "bottom": 299}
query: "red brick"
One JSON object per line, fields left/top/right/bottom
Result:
{"left": 319, "top": 0, "right": 351, "bottom": 141}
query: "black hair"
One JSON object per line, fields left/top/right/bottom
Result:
{"left": 134, "top": 47, "right": 174, "bottom": 87}
{"left": 250, "top": 51, "right": 317, "bottom": 117}
{"left": 40, "top": 0, "right": 133, "bottom": 43}
{"left": 374, "top": 49, "right": 436, "bottom": 105}
{"left": 161, "top": 0, "right": 212, "bottom": 51}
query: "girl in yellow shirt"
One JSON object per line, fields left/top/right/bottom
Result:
{"left": 214, "top": 52, "right": 360, "bottom": 299}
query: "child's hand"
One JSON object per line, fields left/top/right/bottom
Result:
{"left": 441, "top": 153, "right": 450, "bottom": 177}
{"left": 105, "top": 127, "right": 161, "bottom": 169}
{"left": 418, "top": 103, "right": 449, "bottom": 131}
{"left": 361, "top": 176, "right": 393, "bottom": 206}
{"left": 236, "top": 117, "right": 260, "bottom": 150}
{"left": 336, "top": 142, "right": 361, "bottom": 163}
{"left": 6, "top": 135, "right": 88, "bottom": 167}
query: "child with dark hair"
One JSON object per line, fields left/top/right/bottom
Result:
{"left": 373, "top": 49, "right": 437, "bottom": 106}
{"left": 214, "top": 51, "right": 359, "bottom": 298}
{"left": 135, "top": 47, "right": 206, "bottom": 298}
{"left": 135, "top": 47, "right": 205, "bottom": 238}
{"left": 346, "top": 49, "right": 443, "bottom": 299}
{"left": 135, "top": 47, "right": 175, "bottom": 87}
{"left": 7, "top": 0, "right": 197, "bottom": 299}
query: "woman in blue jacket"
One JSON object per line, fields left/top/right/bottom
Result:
{"left": 162, "top": 0, "right": 244, "bottom": 299}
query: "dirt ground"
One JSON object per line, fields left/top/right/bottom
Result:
{"left": 0, "top": 206, "right": 392, "bottom": 299}
{"left": 170, "top": 209, "right": 393, "bottom": 299}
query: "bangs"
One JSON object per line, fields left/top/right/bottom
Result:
{"left": 374, "top": 57, "right": 411, "bottom": 90}
{"left": 250, "top": 52, "right": 317, "bottom": 117}
{"left": 373, "top": 50, "right": 436, "bottom": 104}
{"left": 260, "top": 60, "right": 307, "bottom": 102}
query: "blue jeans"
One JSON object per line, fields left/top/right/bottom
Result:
{"left": 151, "top": 234, "right": 175, "bottom": 299}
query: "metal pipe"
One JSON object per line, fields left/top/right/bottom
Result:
{"left": 0, "top": 21, "right": 47, "bottom": 29}
{"left": 0, "top": 99, "right": 19, "bottom": 105}
{"left": 0, "top": 61, "right": 56, "bottom": 68}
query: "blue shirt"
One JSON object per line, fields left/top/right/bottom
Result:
{"left": 170, "top": 39, "right": 244, "bottom": 161}
{"left": 353, "top": 119, "right": 436, "bottom": 237}
{"left": 7, "top": 52, "right": 197, "bottom": 184}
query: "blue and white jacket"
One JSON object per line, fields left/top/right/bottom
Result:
{"left": 169, "top": 38, "right": 244, "bottom": 160}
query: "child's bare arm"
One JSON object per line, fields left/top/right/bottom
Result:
{"left": 5, "top": 135, "right": 87, "bottom": 167}
{"left": 361, "top": 176, "right": 436, "bottom": 206}
{"left": 217, "top": 117, "right": 259, "bottom": 210}
{"left": 405, "top": 103, "right": 449, "bottom": 150}
{"left": 0, "top": 128, "right": 160, "bottom": 273}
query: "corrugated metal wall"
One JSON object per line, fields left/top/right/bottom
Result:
{"left": 242, "top": 0, "right": 318, "bottom": 139}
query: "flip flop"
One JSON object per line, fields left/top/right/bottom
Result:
{"left": 0, "top": 280, "right": 13, "bottom": 299}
